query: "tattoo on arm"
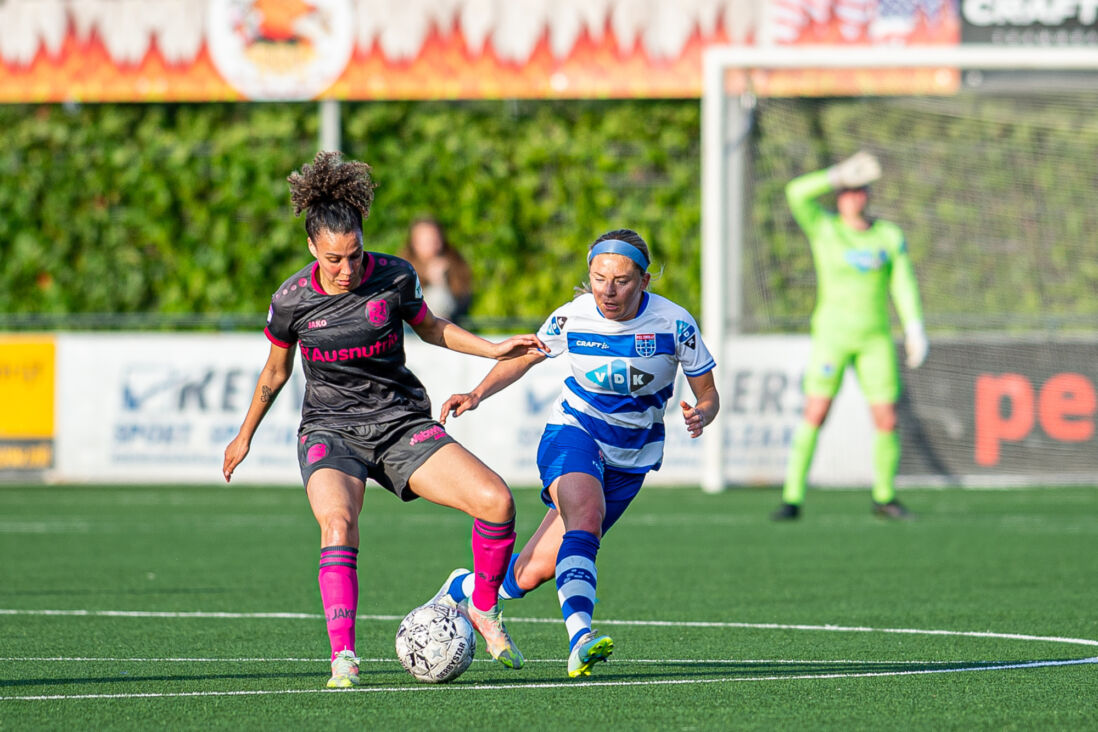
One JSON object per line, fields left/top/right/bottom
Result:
{"left": 260, "top": 385, "right": 273, "bottom": 404}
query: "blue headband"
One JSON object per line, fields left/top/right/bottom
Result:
{"left": 587, "top": 239, "right": 649, "bottom": 271}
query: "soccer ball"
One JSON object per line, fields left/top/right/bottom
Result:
{"left": 395, "top": 602, "right": 476, "bottom": 683}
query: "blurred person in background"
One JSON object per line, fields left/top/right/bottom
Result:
{"left": 428, "top": 228, "right": 720, "bottom": 678}
{"left": 222, "top": 151, "right": 541, "bottom": 687}
{"left": 398, "top": 216, "right": 473, "bottom": 323}
{"left": 773, "top": 151, "right": 928, "bottom": 522}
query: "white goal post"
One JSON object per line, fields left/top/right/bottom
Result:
{"left": 699, "top": 45, "right": 1098, "bottom": 493}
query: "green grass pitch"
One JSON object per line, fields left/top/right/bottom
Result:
{"left": 1, "top": 483, "right": 1096, "bottom": 730}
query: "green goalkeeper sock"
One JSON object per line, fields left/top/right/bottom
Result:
{"left": 872, "top": 430, "right": 900, "bottom": 504}
{"left": 782, "top": 422, "right": 819, "bottom": 505}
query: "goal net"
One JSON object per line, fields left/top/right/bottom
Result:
{"left": 699, "top": 46, "right": 1098, "bottom": 491}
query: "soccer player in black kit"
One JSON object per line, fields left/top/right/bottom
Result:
{"left": 222, "top": 151, "right": 542, "bottom": 688}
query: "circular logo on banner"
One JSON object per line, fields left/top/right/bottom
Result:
{"left": 207, "top": 0, "right": 353, "bottom": 100}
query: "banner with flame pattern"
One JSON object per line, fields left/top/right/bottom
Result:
{"left": 0, "top": 0, "right": 960, "bottom": 102}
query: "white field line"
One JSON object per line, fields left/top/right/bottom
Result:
{"left": 0, "top": 656, "right": 954, "bottom": 664}
{"left": 0, "top": 609, "right": 320, "bottom": 619}
{"left": 2, "top": 657, "right": 1096, "bottom": 701}
{"left": 3, "top": 608, "right": 1097, "bottom": 649}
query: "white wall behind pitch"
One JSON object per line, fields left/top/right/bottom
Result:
{"left": 53, "top": 332, "right": 873, "bottom": 487}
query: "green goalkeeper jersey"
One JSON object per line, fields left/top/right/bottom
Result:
{"left": 786, "top": 169, "right": 923, "bottom": 340}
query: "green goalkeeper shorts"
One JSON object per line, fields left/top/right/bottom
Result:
{"left": 802, "top": 329, "right": 900, "bottom": 404}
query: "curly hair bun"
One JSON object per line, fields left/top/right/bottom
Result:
{"left": 287, "top": 150, "right": 377, "bottom": 220}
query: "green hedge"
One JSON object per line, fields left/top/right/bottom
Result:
{"left": 2, "top": 94, "right": 1095, "bottom": 334}
{"left": 0, "top": 100, "right": 701, "bottom": 330}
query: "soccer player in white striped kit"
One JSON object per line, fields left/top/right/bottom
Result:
{"left": 432, "top": 229, "right": 720, "bottom": 677}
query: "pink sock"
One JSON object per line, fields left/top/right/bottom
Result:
{"left": 470, "top": 518, "right": 516, "bottom": 613}
{"left": 318, "top": 546, "right": 358, "bottom": 660}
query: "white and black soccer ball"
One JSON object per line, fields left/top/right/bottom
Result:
{"left": 395, "top": 602, "right": 476, "bottom": 683}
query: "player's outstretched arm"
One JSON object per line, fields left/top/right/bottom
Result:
{"left": 439, "top": 351, "right": 547, "bottom": 424}
{"left": 681, "top": 371, "right": 720, "bottom": 439}
{"left": 223, "top": 343, "right": 295, "bottom": 482}
{"left": 411, "top": 308, "right": 544, "bottom": 360}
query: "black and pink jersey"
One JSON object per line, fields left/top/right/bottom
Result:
{"left": 264, "top": 253, "right": 431, "bottom": 428}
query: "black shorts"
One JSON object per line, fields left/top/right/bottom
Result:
{"left": 297, "top": 416, "right": 456, "bottom": 501}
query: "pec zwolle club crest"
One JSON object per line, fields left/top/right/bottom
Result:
{"left": 366, "top": 300, "right": 388, "bottom": 325}
{"left": 545, "top": 316, "right": 567, "bottom": 336}
{"left": 635, "top": 333, "right": 657, "bottom": 357}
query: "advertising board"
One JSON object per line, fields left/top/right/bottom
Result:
{"left": 0, "top": 335, "right": 55, "bottom": 477}
{"left": 51, "top": 332, "right": 875, "bottom": 487}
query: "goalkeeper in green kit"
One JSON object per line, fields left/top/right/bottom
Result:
{"left": 773, "top": 151, "right": 927, "bottom": 521}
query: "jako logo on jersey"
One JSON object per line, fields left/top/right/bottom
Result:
{"left": 676, "top": 320, "right": 697, "bottom": 349}
{"left": 545, "top": 316, "right": 568, "bottom": 336}
{"left": 307, "top": 319, "right": 328, "bottom": 329}
{"left": 845, "top": 249, "right": 888, "bottom": 272}
{"left": 300, "top": 331, "right": 399, "bottom": 362}
{"left": 365, "top": 300, "right": 388, "bottom": 325}
{"left": 635, "top": 333, "right": 657, "bottom": 357}
{"left": 586, "top": 359, "right": 655, "bottom": 395}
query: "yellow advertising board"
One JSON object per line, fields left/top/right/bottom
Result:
{"left": 0, "top": 335, "right": 55, "bottom": 471}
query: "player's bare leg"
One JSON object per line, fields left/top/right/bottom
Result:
{"left": 411, "top": 444, "right": 524, "bottom": 668}
{"left": 513, "top": 509, "right": 565, "bottom": 591}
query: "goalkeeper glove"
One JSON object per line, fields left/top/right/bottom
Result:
{"left": 904, "top": 322, "right": 929, "bottom": 369}
{"left": 827, "top": 150, "right": 881, "bottom": 190}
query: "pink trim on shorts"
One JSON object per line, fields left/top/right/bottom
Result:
{"left": 264, "top": 327, "right": 291, "bottom": 348}
{"left": 406, "top": 302, "right": 428, "bottom": 326}
{"left": 307, "top": 443, "right": 328, "bottom": 464}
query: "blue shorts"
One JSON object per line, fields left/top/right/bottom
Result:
{"left": 536, "top": 424, "right": 646, "bottom": 534}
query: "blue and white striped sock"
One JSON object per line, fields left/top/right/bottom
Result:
{"left": 499, "top": 554, "right": 526, "bottom": 600}
{"left": 451, "top": 555, "right": 526, "bottom": 602}
{"left": 555, "top": 529, "right": 600, "bottom": 651}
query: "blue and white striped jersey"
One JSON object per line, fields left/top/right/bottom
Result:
{"left": 536, "top": 291, "right": 716, "bottom": 473}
